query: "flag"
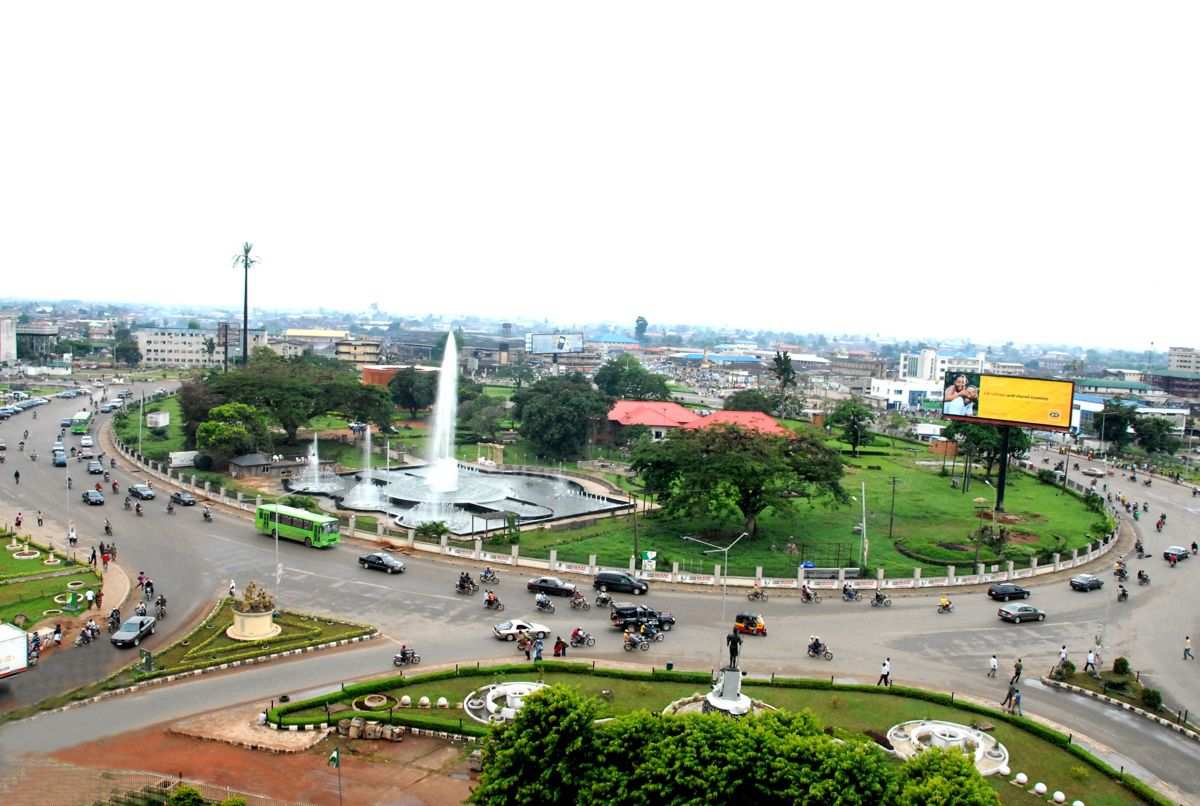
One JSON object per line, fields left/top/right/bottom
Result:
{"left": 328, "top": 747, "right": 340, "bottom": 768}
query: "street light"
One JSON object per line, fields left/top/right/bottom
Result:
{"left": 682, "top": 532, "right": 747, "bottom": 650}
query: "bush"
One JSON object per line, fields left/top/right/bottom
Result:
{"left": 1140, "top": 688, "right": 1163, "bottom": 710}
{"left": 1112, "top": 656, "right": 1131, "bottom": 675}
{"left": 1052, "top": 660, "right": 1076, "bottom": 680}
{"left": 193, "top": 453, "right": 213, "bottom": 470}
{"left": 166, "top": 786, "right": 205, "bottom": 806}
{"left": 1037, "top": 469, "right": 1058, "bottom": 484}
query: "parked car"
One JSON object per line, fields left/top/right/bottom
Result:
{"left": 526, "top": 576, "right": 577, "bottom": 596}
{"left": 593, "top": 571, "right": 648, "bottom": 595}
{"left": 493, "top": 619, "right": 549, "bottom": 641}
{"left": 987, "top": 583, "right": 1030, "bottom": 601}
{"left": 359, "top": 552, "right": 406, "bottom": 574}
{"left": 129, "top": 484, "right": 156, "bottom": 500}
{"left": 99, "top": 404, "right": 116, "bottom": 413}
{"left": 1163, "top": 546, "right": 1190, "bottom": 562}
{"left": 609, "top": 602, "right": 676, "bottom": 631}
{"left": 110, "top": 615, "right": 156, "bottom": 648}
{"left": 81, "top": 490, "right": 105, "bottom": 505}
{"left": 1069, "top": 574, "right": 1104, "bottom": 592}
{"left": 170, "top": 491, "right": 197, "bottom": 506}
{"left": 86, "top": 460, "right": 103, "bottom": 475}
{"left": 998, "top": 603, "right": 1046, "bottom": 623}
{"left": 79, "top": 435, "right": 94, "bottom": 447}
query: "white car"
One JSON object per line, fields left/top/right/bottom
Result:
{"left": 80, "top": 435, "right": 94, "bottom": 447}
{"left": 493, "top": 619, "right": 550, "bottom": 641}
{"left": 1081, "top": 467, "right": 1106, "bottom": 478}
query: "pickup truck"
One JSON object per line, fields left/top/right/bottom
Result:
{"left": 609, "top": 603, "right": 676, "bottom": 631}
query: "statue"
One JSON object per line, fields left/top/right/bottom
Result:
{"left": 726, "top": 629, "right": 743, "bottom": 670}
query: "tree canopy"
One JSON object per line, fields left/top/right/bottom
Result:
{"left": 724, "top": 388, "right": 774, "bottom": 413}
{"left": 632, "top": 425, "right": 845, "bottom": 536}
{"left": 512, "top": 374, "right": 611, "bottom": 460}
{"left": 388, "top": 367, "right": 437, "bottom": 418}
{"left": 195, "top": 402, "right": 272, "bottom": 461}
{"left": 941, "top": 422, "right": 1031, "bottom": 478}
{"left": 1134, "top": 416, "right": 1180, "bottom": 455}
{"left": 828, "top": 398, "right": 875, "bottom": 456}
{"left": 634, "top": 315, "right": 648, "bottom": 343}
{"left": 593, "top": 354, "right": 671, "bottom": 401}
{"left": 1093, "top": 402, "right": 1137, "bottom": 450}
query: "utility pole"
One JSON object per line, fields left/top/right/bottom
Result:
{"left": 233, "top": 243, "right": 258, "bottom": 366}
{"left": 860, "top": 481, "right": 868, "bottom": 568}
{"left": 887, "top": 475, "right": 898, "bottom": 539}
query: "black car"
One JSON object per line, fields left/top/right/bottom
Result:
{"left": 81, "top": 490, "right": 105, "bottom": 505}
{"left": 170, "top": 491, "right": 197, "bottom": 506}
{"left": 987, "top": 583, "right": 1030, "bottom": 602}
{"left": 111, "top": 615, "right": 156, "bottom": 648}
{"left": 1163, "top": 546, "right": 1190, "bottom": 562}
{"left": 609, "top": 603, "right": 676, "bottom": 631}
{"left": 129, "top": 484, "right": 156, "bottom": 500}
{"left": 86, "top": 460, "right": 104, "bottom": 475}
{"left": 359, "top": 552, "right": 406, "bottom": 574}
{"left": 593, "top": 571, "right": 648, "bottom": 596}
{"left": 526, "top": 576, "right": 577, "bottom": 596}
{"left": 1069, "top": 574, "right": 1104, "bottom": 592}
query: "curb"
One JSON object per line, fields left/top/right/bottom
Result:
{"left": 264, "top": 719, "right": 478, "bottom": 744}
{"left": 1041, "top": 677, "right": 1200, "bottom": 742}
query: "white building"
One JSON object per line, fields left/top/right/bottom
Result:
{"left": 0, "top": 317, "right": 16, "bottom": 364}
{"left": 868, "top": 377, "right": 944, "bottom": 411}
{"left": 1168, "top": 346, "right": 1198, "bottom": 373}
{"left": 135, "top": 327, "right": 267, "bottom": 368}
{"left": 897, "top": 349, "right": 987, "bottom": 382}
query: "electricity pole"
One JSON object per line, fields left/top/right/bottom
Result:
{"left": 887, "top": 476, "right": 898, "bottom": 539}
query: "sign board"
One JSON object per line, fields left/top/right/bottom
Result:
{"left": 941, "top": 372, "right": 1074, "bottom": 432}
{"left": 524, "top": 333, "right": 584, "bottom": 355}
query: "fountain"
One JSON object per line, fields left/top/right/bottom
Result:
{"left": 296, "top": 432, "right": 340, "bottom": 494}
{"left": 426, "top": 330, "right": 461, "bottom": 496}
{"left": 343, "top": 425, "right": 384, "bottom": 509}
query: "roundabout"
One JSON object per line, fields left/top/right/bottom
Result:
{"left": 464, "top": 681, "right": 548, "bottom": 724}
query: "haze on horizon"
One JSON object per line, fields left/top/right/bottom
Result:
{"left": 1, "top": 2, "right": 1196, "bottom": 351}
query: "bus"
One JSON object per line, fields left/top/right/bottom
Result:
{"left": 70, "top": 410, "right": 93, "bottom": 434}
{"left": 254, "top": 504, "right": 340, "bottom": 548}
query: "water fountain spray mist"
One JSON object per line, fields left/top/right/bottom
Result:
{"left": 427, "top": 330, "right": 460, "bottom": 495}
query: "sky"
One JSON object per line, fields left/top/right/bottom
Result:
{"left": 1, "top": 2, "right": 1196, "bottom": 350}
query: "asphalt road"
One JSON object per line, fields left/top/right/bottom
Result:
{"left": 1, "top": 395, "right": 1198, "bottom": 799}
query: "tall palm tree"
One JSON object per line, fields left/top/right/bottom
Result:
{"left": 233, "top": 242, "right": 259, "bottom": 366}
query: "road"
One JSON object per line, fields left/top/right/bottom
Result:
{"left": 1, "top": 395, "right": 1198, "bottom": 799}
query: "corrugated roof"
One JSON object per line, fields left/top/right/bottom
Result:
{"left": 1075, "top": 378, "right": 1150, "bottom": 390}
{"left": 608, "top": 400, "right": 699, "bottom": 428}
{"left": 683, "top": 411, "right": 790, "bottom": 436}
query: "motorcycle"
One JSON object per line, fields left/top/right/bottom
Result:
{"left": 1143, "top": 502, "right": 1149, "bottom": 512}
{"left": 1155, "top": 520, "right": 1164, "bottom": 533}
{"left": 936, "top": 602, "right": 954, "bottom": 614}
{"left": 807, "top": 643, "right": 834, "bottom": 661}
{"left": 841, "top": 589, "right": 862, "bottom": 602}
{"left": 202, "top": 510, "right": 213, "bottom": 522}
{"left": 124, "top": 500, "right": 132, "bottom": 511}
{"left": 393, "top": 649, "right": 422, "bottom": 666}
{"left": 1144, "top": 479, "right": 1152, "bottom": 487}
{"left": 483, "top": 597, "right": 505, "bottom": 612}
{"left": 569, "top": 630, "right": 596, "bottom": 648}
{"left": 455, "top": 581, "right": 478, "bottom": 595}
{"left": 870, "top": 595, "right": 892, "bottom": 608}
{"left": 166, "top": 504, "right": 175, "bottom": 515}
{"left": 107, "top": 613, "right": 121, "bottom": 634}
{"left": 594, "top": 591, "right": 613, "bottom": 608}
{"left": 111, "top": 481, "right": 119, "bottom": 494}
{"left": 103, "top": 523, "right": 112, "bottom": 537}
{"left": 480, "top": 569, "right": 500, "bottom": 585}
{"left": 155, "top": 601, "right": 167, "bottom": 619}
{"left": 569, "top": 595, "right": 590, "bottom": 610}
{"left": 623, "top": 634, "right": 650, "bottom": 652}
{"left": 747, "top": 588, "right": 768, "bottom": 602}
{"left": 1117, "top": 589, "right": 1129, "bottom": 603}
{"left": 135, "top": 505, "right": 143, "bottom": 517}
{"left": 1137, "top": 574, "right": 1150, "bottom": 586}
{"left": 800, "top": 590, "right": 821, "bottom": 604}
{"left": 535, "top": 599, "right": 556, "bottom": 614}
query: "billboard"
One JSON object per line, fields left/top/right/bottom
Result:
{"left": 525, "top": 333, "right": 584, "bottom": 355}
{"left": 942, "top": 372, "right": 1074, "bottom": 431}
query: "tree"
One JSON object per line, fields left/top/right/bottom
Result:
{"left": 828, "top": 398, "right": 875, "bottom": 456}
{"left": 460, "top": 397, "right": 506, "bottom": 441}
{"left": 414, "top": 521, "right": 450, "bottom": 541}
{"left": 186, "top": 319, "right": 201, "bottom": 330}
{"left": 327, "top": 379, "right": 394, "bottom": 432}
{"left": 513, "top": 374, "right": 611, "bottom": 460}
{"left": 770, "top": 350, "right": 797, "bottom": 392}
{"left": 632, "top": 425, "right": 845, "bottom": 537}
{"left": 178, "top": 380, "right": 227, "bottom": 447}
{"left": 593, "top": 354, "right": 671, "bottom": 401}
{"left": 458, "top": 375, "right": 484, "bottom": 404}
{"left": 634, "top": 315, "right": 648, "bottom": 343}
{"left": 724, "top": 389, "right": 774, "bottom": 413}
{"left": 204, "top": 336, "right": 217, "bottom": 365}
{"left": 942, "top": 422, "right": 1031, "bottom": 479}
{"left": 894, "top": 748, "right": 999, "bottom": 806}
{"left": 1093, "top": 402, "right": 1138, "bottom": 450}
{"left": 388, "top": 367, "right": 437, "bottom": 418}
{"left": 884, "top": 412, "right": 909, "bottom": 448}
{"left": 195, "top": 402, "right": 271, "bottom": 461}
{"left": 114, "top": 340, "right": 142, "bottom": 367}
{"left": 1134, "top": 415, "right": 1180, "bottom": 455}
{"left": 233, "top": 242, "right": 259, "bottom": 366}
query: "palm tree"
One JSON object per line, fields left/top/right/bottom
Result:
{"left": 232, "top": 242, "right": 259, "bottom": 366}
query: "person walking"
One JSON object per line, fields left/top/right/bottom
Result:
{"left": 1084, "top": 649, "right": 1096, "bottom": 673}
{"left": 1185, "top": 636, "right": 1194, "bottom": 661}
{"left": 88, "top": 546, "right": 97, "bottom": 567}
{"left": 534, "top": 637, "right": 544, "bottom": 662}
{"left": 95, "top": 589, "right": 103, "bottom": 611}
{"left": 137, "top": 571, "right": 146, "bottom": 591}
{"left": 1012, "top": 688, "right": 1023, "bottom": 716}
{"left": 144, "top": 579, "right": 154, "bottom": 600}
{"left": 1058, "top": 645, "right": 1068, "bottom": 668}
{"left": 228, "top": 579, "right": 237, "bottom": 599}
{"left": 101, "top": 551, "right": 110, "bottom": 571}
{"left": 877, "top": 657, "right": 891, "bottom": 687}
{"left": 1010, "top": 658, "right": 1023, "bottom": 685}
{"left": 988, "top": 655, "right": 998, "bottom": 678}
{"left": 1000, "top": 682, "right": 1016, "bottom": 709}
{"left": 36, "top": 511, "right": 43, "bottom": 527}
{"left": 85, "top": 588, "right": 95, "bottom": 610}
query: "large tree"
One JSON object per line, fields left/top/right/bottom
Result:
{"left": 828, "top": 398, "right": 876, "bottom": 456}
{"left": 327, "top": 379, "right": 394, "bottom": 432}
{"left": 723, "top": 388, "right": 774, "bottom": 413}
{"left": 388, "top": 366, "right": 437, "bottom": 418}
{"left": 1093, "top": 401, "right": 1138, "bottom": 450}
{"left": 512, "top": 374, "right": 611, "bottom": 460}
{"left": 195, "top": 402, "right": 272, "bottom": 461}
{"left": 632, "top": 425, "right": 845, "bottom": 537}
{"left": 1135, "top": 415, "right": 1180, "bottom": 455}
{"left": 942, "top": 421, "right": 1031, "bottom": 479}
{"left": 770, "top": 350, "right": 797, "bottom": 392}
{"left": 634, "top": 315, "right": 648, "bottom": 343}
{"left": 593, "top": 354, "right": 671, "bottom": 401}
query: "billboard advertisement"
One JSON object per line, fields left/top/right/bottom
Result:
{"left": 525, "top": 333, "right": 584, "bottom": 355}
{"left": 942, "top": 372, "right": 1074, "bottom": 431}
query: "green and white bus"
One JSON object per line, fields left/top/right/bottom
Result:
{"left": 70, "top": 410, "right": 93, "bottom": 434}
{"left": 254, "top": 504, "right": 340, "bottom": 548}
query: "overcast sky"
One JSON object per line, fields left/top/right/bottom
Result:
{"left": 2, "top": 2, "right": 1196, "bottom": 349}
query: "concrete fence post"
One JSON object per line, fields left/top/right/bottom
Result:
{"left": 236, "top": 492, "right": 243, "bottom": 506}
{"left": 473, "top": 539, "right": 482, "bottom": 560}
{"left": 348, "top": 515, "right": 356, "bottom": 535}
{"left": 255, "top": 495, "right": 261, "bottom": 509}
{"left": 1006, "top": 560, "right": 1015, "bottom": 578}
{"left": 190, "top": 474, "right": 197, "bottom": 488}
{"left": 510, "top": 543, "right": 519, "bottom": 566}
{"left": 588, "top": 554, "right": 597, "bottom": 575}
{"left": 714, "top": 564, "right": 722, "bottom": 585}
{"left": 913, "top": 567, "right": 922, "bottom": 584}
{"left": 204, "top": 481, "right": 211, "bottom": 495}
{"left": 947, "top": 565, "right": 956, "bottom": 583}
{"left": 628, "top": 555, "right": 636, "bottom": 573}
{"left": 755, "top": 565, "right": 763, "bottom": 581}
{"left": 976, "top": 562, "right": 984, "bottom": 577}
{"left": 1071, "top": 548, "right": 1079, "bottom": 566}
{"left": 1030, "top": 557, "right": 1039, "bottom": 574}
{"left": 1053, "top": 552, "right": 1062, "bottom": 571}
{"left": 377, "top": 521, "right": 385, "bottom": 538}
{"left": 671, "top": 561, "right": 679, "bottom": 582}
{"left": 549, "top": 549, "right": 558, "bottom": 571}
{"left": 219, "top": 486, "right": 226, "bottom": 501}
{"left": 439, "top": 534, "right": 448, "bottom": 555}
{"left": 876, "top": 567, "right": 885, "bottom": 584}
{"left": 408, "top": 528, "right": 416, "bottom": 548}
{"left": 837, "top": 568, "right": 846, "bottom": 584}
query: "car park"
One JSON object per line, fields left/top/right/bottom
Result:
{"left": 987, "top": 583, "right": 1030, "bottom": 601}
{"left": 998, "top": 603, "right": 1046, "bottom": 623}
{"left": 358, "top": 552, "right": 406, "bottom": 574}
{"left": 609, "top": 603, "right": 676, "bottom": 631}
{"left": 493, "top": 619, "right": 549, "bottom": 641}
{"left": 592, "top": 571, "right": 648, "bottom": 595}
{"left": 170, "top": 491, "right": 197, "bottom": 506}
{"left": 110, "top": 616, "right": 156, "bottom": 648}
{"left": 87, "top": 460, "right": 103, "bottom": 475}
{"left": 129, "top": 484, "right": 156, "bottom": 500}
{"left": 1164, "top": 546, "right": 1190, "bottom": 562}
{"left": 80, "top": 435, "right": 94, "bottom": 447}
{"left": 526, "top": 576, "right": 577, "bottom": 596}
{"left": 1069, "top": 574, "right": 1104, "bottom": 592}
{"left": 81, "top": 490, "right": 105, "bottom": 505}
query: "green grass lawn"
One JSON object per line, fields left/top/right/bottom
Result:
{"left": 113, "top": 397, "right": 185, "bottom": 460}
{"left": 277, "top": 667, "right": 1155, "bottom": 806}
{"left": 305, "top": 414, "right": 350, "bottom": 431}
{"left": 0, "top": 567, "right": 100, "bottom": 626}
{"left": 0, "top": 540, "right": 77, "bottom": 581}
{"left": 481, "top": 385, "right": 515, "bottom": 400}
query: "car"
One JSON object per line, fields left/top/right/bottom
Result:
{"left": 80, "top": 435, "right": 94, "bottom": 447}
{"left": 1163, "top": 546, "right": 1190, "bottom": 562}
{"left": 0, "top": 439, "right": 5, "bottom": 451}
{"left": 526, "top": 576, "right": 576, "bottom": 596}
{"left": 52, "top": 441, "right": 64, "bottom": 453}
{"left": 86, "top": 460, "right": 103, "bottom": 475}
{"left": 1081, "top": 467, "right": 1106, "bottom": 478}
{"left": 998, "top": 603, "right": 1046, "bottom": 623}
{"left": 129, "top": 484, "right": 156, "bottom": 500}
{"left": 52, "top": 452, "right": 67, "bottom": 467}
{"left": 593, "top": 571, "right": 648, "bottom": 595}
{"left": 987, "top": 583, "right": 1030, "bottom": 601}
{"left": 170, "top": 491, "right": 197, "bottom": 506}
{"left": 609, "top": 602, "right": 676, "bottom": 631}
{"left": 110, "top": 615, "right": 156, "bottom": 648}
{"left": 359, "top": 552, "right": 406, "bottom": 574}
{"left": 493, "top": 619, "right": 550, "bottom": 641}
{"left": 99, "top": 404, "right": 116, "bottom": 413}
{"left": 60, "top": 418, "right": 73, "bottom": 428}
{"left": 1070, "top": 574, "right": 1104, "bottom": 592}
{"left": 78, "top": 448, "right": 97, "bottom": 459}
{"left": 81, "top": 490, "right": 105, "bottom": 505}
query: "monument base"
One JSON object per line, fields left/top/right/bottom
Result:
{"left": 703, "top": 667, "right": 752, "bottom": 716}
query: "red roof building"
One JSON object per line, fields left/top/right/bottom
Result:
{"left": 604, "top": 399, "right": 789, "bottom": 441}
{"left": 681, "top": 410, "right": 790, "bottom": 436}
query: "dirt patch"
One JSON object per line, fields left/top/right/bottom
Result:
{"left": 977, "top": 511, "right": 1025, "bottom": 525}
{"left": 1007, "top": 532, "right": 1041, "bottom": 545}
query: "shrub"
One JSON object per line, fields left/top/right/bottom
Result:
{"left": 1037, "top": 469, "right": 1058, "bottom": 484}
{"left": 1112, "top": 656, "right": 1131, "bottom": 675}
{"left": 166, "top": 786, "right": 205, "bottom": 806}
{"left": 219, "top": 799, "right": 248, "bottom": 806}
{"left": 1052, "top": 660, "right": 1075, "bottom": 681}
{"left": 193, "top": 453, "right": 213, "bottom": 470}
{"left": 1141, "top": 688, "right": 1163, "bottom": 710}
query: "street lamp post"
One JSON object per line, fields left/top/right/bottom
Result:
{"left": 683, "top": 532, "right": 747, "bottom": 653}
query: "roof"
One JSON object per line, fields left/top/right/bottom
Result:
{"left": 1150, "top": 369, "right": 1200, "bottom": 380}
{"left": 1074, "top": 378, "right": 1150, "bottom": 390}
{"left": 230, "top": 452, "right": 272, "bottom": 466}
{"left": 683, "top": 411, "right": 790, "bottom": 436}
{"left": 588, "top": 334, "right": 639, "bottom": 344}
{"left": 608, "top": 400, "right": 699, "bottom": 428}
{"left": 257, "top": 503, "right": 337, "bottom": 522}
{"left": 283, "top": 328, "right": 350, "bottom": 339}
{"left": 675, "top": 353, "right": 763, "bottom": 364}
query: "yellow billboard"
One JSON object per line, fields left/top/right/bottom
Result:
{"left": 942, "top": 372, "right": 1074, "bottom": 431}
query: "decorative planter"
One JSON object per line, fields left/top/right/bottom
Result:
{"left": 225, "top": 608, "right": 281, "bottom": 641}
{"left": 12, "top": 550, "right": 40, "bottom": 560}
{"left": 67, "top": 580, "right": 85, "bottom": 590}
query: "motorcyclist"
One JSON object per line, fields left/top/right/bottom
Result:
{"left": 166, "top": 501, "right": 175, "bottom": 514}
{"left": 571, "top": 589, "right": 586, "bottom": 604}
{"left": 801, "top": 582, "right": 814, "bottom": 602}
{"left": 135, "top": 502, "right": 142, "bottom": 516}
{"left": 203, "top": 504, "right": 212, "bottom": 520}
{"left": 841, "top": 582, "right": 855, "bottom": 601}
{"left": 752, "top": 579, "right": 763, "bottom": 597}
{"left": 103, "top": 518, "right": 112, "bottom": 536}
{"left": 123, "top": 496, "right": 132, "bottom": 510}
{"left": 570, "top": 626, "right": 585, "bottom": 643}
{"left": 1117, "top": 584, "right": 1128, "bottom": 600}
{"left": 155, "top": 593, "right": 167, "bottom": 616}
{"left": 1136, "top": 569, "right": 1149, "bottom": 584}
{"left": 134, "top": 601, "right": 147, "bottom": 617}
{"left": 485, "top": 590, "right": 498, "bottom": 607}
{"left": 808, "top": 635, "right": 823, "bottom": 655}
{"left": 535, "top": 591, "right": 551, "bottom": 609}
{"left": 938, "top": 595, "right": 952, "bottom": 612}
{"left": 482, "top": 566, "right": 495, "bottom": 580}
{"left": 872, "top": 590, "right": 887, "bottom": 605}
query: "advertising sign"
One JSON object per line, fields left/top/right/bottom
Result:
{"left": 942, "top": 372, "right": 1073, "bottom": 431}
{"left": 524, "top": 333, "right": 584, "bottom": 354}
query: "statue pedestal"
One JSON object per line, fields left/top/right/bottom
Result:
{"left": 225, "top": 609, "right": 281, "bottom": 641}
{"left": 703, "top": 667, "right": 752, "bottom": 716}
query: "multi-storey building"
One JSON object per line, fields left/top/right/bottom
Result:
{"left": 0, "top": 316, "right": 16, "bottom": 363}
{"left": 1168, "top": 346, "right": 1198, "bottom": 373}
{"left": 135, "top": 326, "right": 267, "bottom": 368}
{"left": 335, "top": 338, "right": 382, "bottom": 366}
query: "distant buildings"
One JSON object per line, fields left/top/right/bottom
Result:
{"left": 1168, "top": 346, "right": 1198, "bottom": 373}
{"left": 1147, "top": 370, "right": 1200, "bottom": 399}
{"left": 602, "top": 399, "right": 788, "bottom": 442}
{"left": 0, "top": 316, "right": 16, "bottom": 363}
{"left": 282, "top": 328, "right": 350, "bottom": 347}
{"left": 134, "top": 326, "right": 267, "bottom": 368}
{"left": 15, "top": 322, "right": 59, "bottom": 361}
{"left": 335, "top": 338, "right": 382, "bottom": 366}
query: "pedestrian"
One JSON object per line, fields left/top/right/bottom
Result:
{"left": 14, "top": 512, "right": 21, "bottom": 528}
{"left": 36, "top": 511, "right": 43, "bottom": 527}
{"left": 522, "top": 638, "right": 531, "bottom": 662}
{"left": 228, "top": 579, "right": 237, "bottom": 598}
{"left": 109, "top": 541, "right": 117, "bottom": 560}
{"left": 137, "top": 571, "right": 146, "bottom": 590}
{"left": 89, "top": 546, "right": 97, "bottom": 566}
{"left": 1010, "top": 658, "right": 1023, "bottom": 685}
{"left": 101, "top": 552, "right": 110, "bottom": 571}
{"left": 877, "top": 657, "right": 891, "bottom": 687}
{"left": 1185, "top": 636, "right": 1194, "bottom": 661}
{"left": 1012, "top": 688, "right": 1023, "bottom": 716}
{"left": 534, "top": 637, "right": 544, "bottom": 662}
{"left": 144, "top": 579, "right": 154, "bottom": 599}
{"left": 68, "top": 524, "right": 78, "bottom": 547}
{"left": 95, "top": 589, "right": 103, "bottom": 611}
{"left": 1084, "top": 650, "right": 1096, "bottom": 673}
{"left": 85, "top": 588, "right": 95, "bottom": 609}
{"left": 1000, "top": 683, "right": 1016, "bottom": 708}
{"left": 1059, "top": 645, "right": 1068, "bottom": 667}
{"left": 53, "top": 624, "right": 62, "bottom": 645}
{"left": 988, "top": 655, "right": 998, "bottom": 678}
